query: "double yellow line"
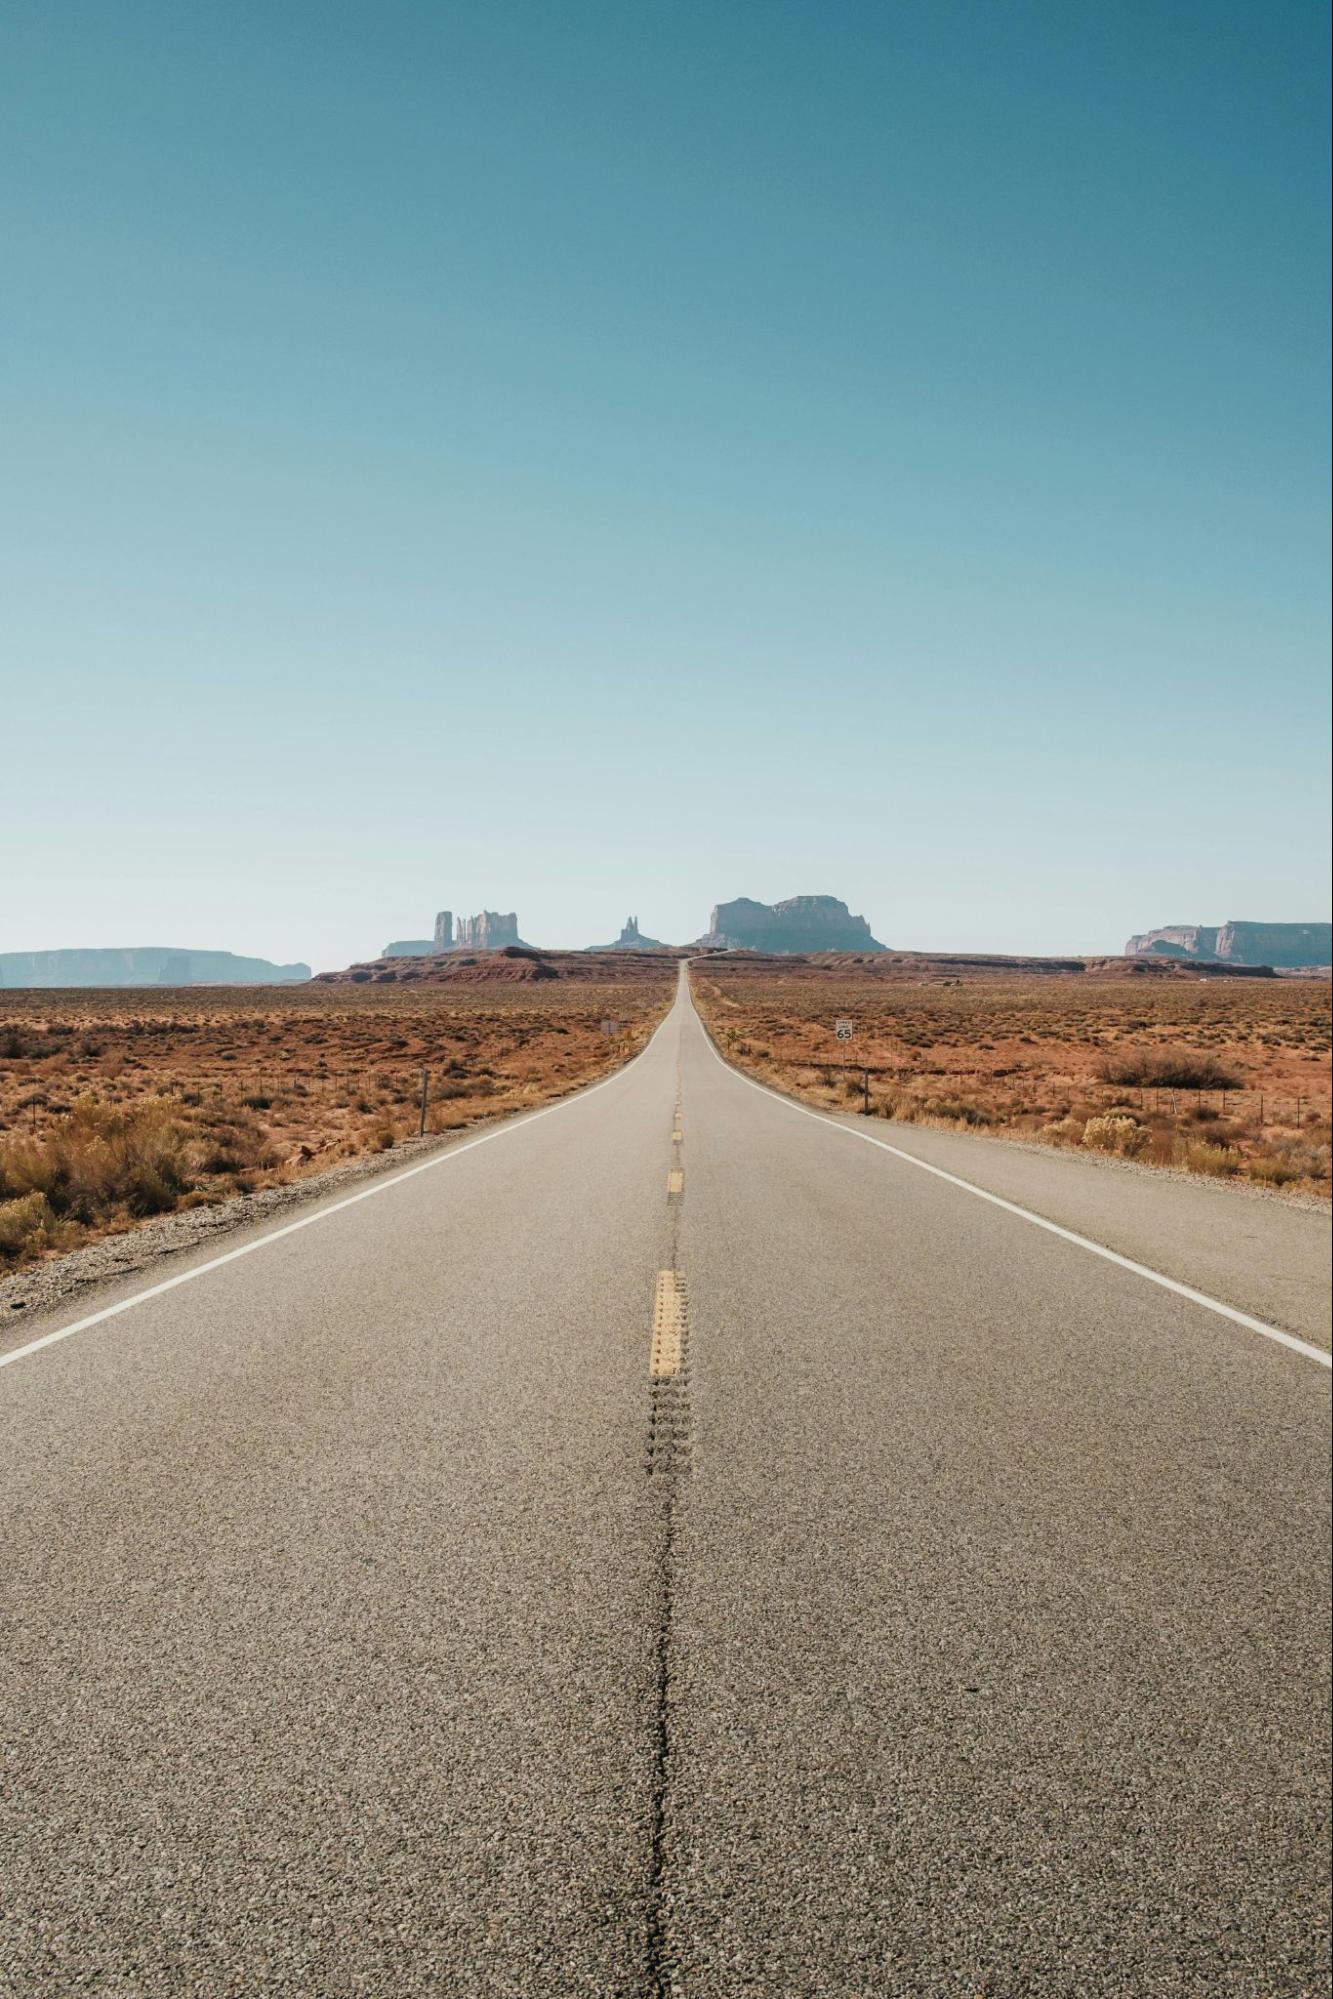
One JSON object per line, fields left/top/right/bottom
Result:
{"left": 653, "top": 1094, "right": 686, "bottom": 1375}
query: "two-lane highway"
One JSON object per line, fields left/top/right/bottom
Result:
{"left": 1, "top": 967, "right": 1328, "bottom": 1996}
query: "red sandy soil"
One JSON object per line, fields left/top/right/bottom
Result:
{"left": 0, "top": 968, "right": 675, "bottom": 1265}
{"left": 692, "top": 960, "right": 1331, "bottom": 1195}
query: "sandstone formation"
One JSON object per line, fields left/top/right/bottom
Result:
{"left": 589, "top": 916, "right": 668, "bottom": 951}
{"left": 1125, "top": 921, "right": 1331, "bottom": 969}
{"left": 380, "top": 908, "right": 525, "bottom": 957}
{"left": 455, "top": 910, "right": 522, "bottom": 951}
{"left": 0, "top": 948, "right": 310, "bottom": 988}
{"left": 698, "top": 895, "right": 885, "bottom": 953}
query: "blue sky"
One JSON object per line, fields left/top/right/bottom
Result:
{"left": 2, "top": 0, "right": 1328, "bottom": 969}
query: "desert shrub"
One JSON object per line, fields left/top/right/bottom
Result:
{"left": 1140, "top": 1127, "right": 1183, "bottom": 1167}
{"left": 0, "top": 1095, "right": 193, "bottom": 1223}
{"left": 427, "top": 1108, "right": 470, "bottom": 1133}
{"left": 1097, "top": 1047, "right": 1239, "bottom": 1090}
{"left": 0, "top": 1191, "right": 60, "bottom": 1257}
{"left": 1182, "top": 1140, "right": 1242, "bottom": 1177}
{"left": 1042, "top": 1116, "right": 1083, "bottom": 1145}
{"left": 892, "top": 1095, "right": 929, "bottom": 1124}
{"left": 1083, "top": 1115, "right": 1150, "bottom": 1157}
{"left": 1247, "top": 1138, "right": 1330, "bottom": 1187}
{"left": 924, "top": 1097, "right": 994, "bottom": 1126}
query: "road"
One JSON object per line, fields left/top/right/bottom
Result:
{"left": 1, "top": 966, "right": 1328, "bottom": 1997}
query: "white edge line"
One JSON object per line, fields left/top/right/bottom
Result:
{"left": 0, "top": 1014, "right": 670, "bottom": 1375}
{"left": 699, "top": 1018, "right": 1331, "bottom": 1372}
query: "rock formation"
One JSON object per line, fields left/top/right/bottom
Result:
{"left": 381, "top": 908, "right": 525, "bottom": 956}
{"left": 0, "top": 948, "right": 310, "bottom": 988}
{"left": 455, "top": 910, "right": 522, "bottom": 950}
{"left": 1125, "top": 925, "right": 1220, "bottom": 960}
{"left": 1125, "top": 921, "right": 1331, "bottom": 969}
{"left": 588, "top": 915, "right": 668, "bottom": 951}
{"left": 698, "top": 895, "right": 885, "bottom": 953}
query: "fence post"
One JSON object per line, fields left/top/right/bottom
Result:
{"left": 418, "top": 1068, "right": 429, "bottom": 1137}
{"left": 863, "top": 1067, "right": 870, "bottom": 1116}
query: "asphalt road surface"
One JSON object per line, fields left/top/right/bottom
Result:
{"left": 2, "top": 968, "right": 1328, "bottom": 1997}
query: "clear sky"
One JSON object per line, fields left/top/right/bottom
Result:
{"left": 2, "top": 1, "right": 1328, "bottom": 971}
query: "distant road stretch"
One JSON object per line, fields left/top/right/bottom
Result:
{"left": 2, "top": 966, "right": 1328, "bottom": 1996}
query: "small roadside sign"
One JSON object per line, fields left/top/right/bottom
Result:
{"left": 835, "top": 1020, "right": 854, "bottom": 1042}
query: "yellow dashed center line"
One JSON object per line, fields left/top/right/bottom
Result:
{"left": 667, "top": 1167, "right": 684, "bottom": 1195}
{"left": 650, "top": 1271, "right": 685, "bottom": 1379}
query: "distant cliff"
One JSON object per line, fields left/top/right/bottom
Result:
{"left": 0, "top": 948, "right": 311, "bottom": 988}
{"left": 455, "top": 911, "right": 522, "bottom": 950}
{"left": 1125, "top": 921, "right": 1331, "bottom": 969}
{"left": 380, "top": 909, "right": 527, "bottom": 956}
{"left": 699, "top": 895, "right": 885, "bottom": 953}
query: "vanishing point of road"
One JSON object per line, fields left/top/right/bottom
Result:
{"left": 2, "top": 967, "right": 1329, "bottom": 1996}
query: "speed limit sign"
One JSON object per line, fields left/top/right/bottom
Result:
{"left": 835, "top": 1020, "right": 854, "bottom": 1042}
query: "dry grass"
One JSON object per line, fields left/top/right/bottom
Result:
{"left": 692, "top": 964, "right": 1331, "bottom": 1198}
{"left": 0, "top": 973, "right": 674, "bottom": 1265}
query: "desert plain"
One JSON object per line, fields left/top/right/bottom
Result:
{"left": 692, "top": 956, "right": 1332, "bottom": 1194}
{"left": 0, "top": 952, "right": 675, "bottom": 1265}
{"left": 2, "top": 949, "right": 1329, "bottom": 1271}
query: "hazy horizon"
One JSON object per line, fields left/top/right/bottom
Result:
{"left": 3, "top": 1, "right": 1329, "bottom": 975}
{"left": 4, "top": 893, "right": 1333, "bottom": 979}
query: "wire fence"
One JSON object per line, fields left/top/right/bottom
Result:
{"left": 786, "top": 1058, "right": 1329, "bottom": 1127}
